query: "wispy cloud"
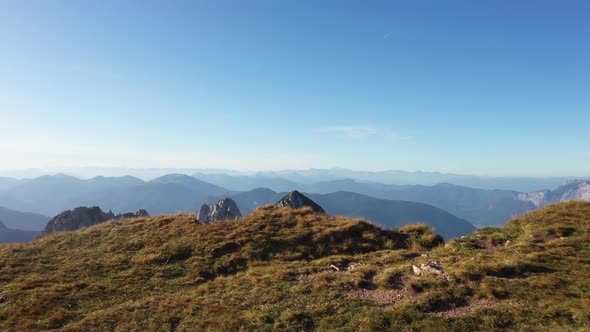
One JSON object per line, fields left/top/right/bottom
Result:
{"left": 314, "top": 126, "right": 412, "bottom": 142}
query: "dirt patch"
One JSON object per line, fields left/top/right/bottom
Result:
{"left": 348, "top": 288, "right": 411, "bottom": 305}
{"left": 347, "top": 275, "right": 413, "bottom": 305}
{"left": 428, "top": 297, "right": 496, "bottom": 317}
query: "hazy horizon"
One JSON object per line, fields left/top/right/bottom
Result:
{"left": 0, "top": 166, "right": 587, "bottom": 181}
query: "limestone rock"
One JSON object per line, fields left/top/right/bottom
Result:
{"left": 274, "top": 190, "right": 326, "bottom": 213}
{"left": 43, "top": 207, "right": 150, "bottom": 235}
{"left": 198, "top": 198, "right": 242, "bottom": 223}
{"left": 412, "top": 261, "right": 451, "bottom": 281}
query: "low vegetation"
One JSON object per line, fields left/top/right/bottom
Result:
{"left": 0, "top": 202, "right": 588, "bottom": 331}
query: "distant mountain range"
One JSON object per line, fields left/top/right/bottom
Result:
{"left": 0, "top": 173, "right": 589, "bottom": 240}
{"left": 0, "top": 220, "right": 39, "bottom": 244}
{"left": 192, "top": 170, "right": 577, "bottom": 192}
{"left": 207, "top": 189, "right": 476, "bottom": 240}
{"left": 205, "top": 178, "right": 590, "bottom": 227}
{"left": 1, "top": 168, "right": 580, "bottom": 192}
{"left": 0, "top": 174, "right": 232, "bottom": 217}
{"left": 0, "top": 206, "right": 49, "bottom": 231}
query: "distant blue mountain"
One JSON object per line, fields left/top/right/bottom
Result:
{"left": 205, "top": 189, "right": 476, "bottom": 240}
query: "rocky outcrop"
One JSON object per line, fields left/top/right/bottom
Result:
{"left": 412, "top": 261, "right": 451, "bottom": 281}
{"left": 518, "top": 180, "right": 590, "bottom": 208}
{"left": 43, "top": 207, "right": 149, "bottom": 235}
{"left": 198, "top": 198, "right": 242, "bottom": 223}
{"left": 274, "top": 190, "right": 326, "bottom": 213}
{"left": 118, "top": 209, "right": 149, "bottom": 219}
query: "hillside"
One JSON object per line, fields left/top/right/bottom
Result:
{"left": 0, "top": 202, "right": 588, "bottom": 330}
{"left": 208, "top": 189, "right": 476, "bottom": 239}
{"left": 0, "top": 220, "right": 39, "bottom": 244}
{"left": 0, "top": 206, "right": 49, "bottom": 231}
{"left": 309, "top": 191, "right": 476, "bottom": 240}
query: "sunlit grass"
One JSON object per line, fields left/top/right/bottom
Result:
{"left": 0, "top": 202, "right": 588, "bottom": 330}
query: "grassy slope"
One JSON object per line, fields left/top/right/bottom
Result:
{"left": 0, "top": 203, "right": 588, "bottom": 331}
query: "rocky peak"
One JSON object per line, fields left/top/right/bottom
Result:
{"left": 274, "top": 190, "right": 326, "bottom": 214}
{"left": 518, "top": 180, "right": 590, "bottom": 208}
{"left": 198, "top": 198, "right": 242, "bottom": 223}
{"left": 43, "top": 207, "right": 150, "bottom": 235}
{"left": 118, "top": 209, "right": 150, "bottom": 219}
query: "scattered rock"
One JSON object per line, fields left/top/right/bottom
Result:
{"left": 412, "top": 265, "right": 422, "bottom": 275}
{"left": 43, "top": 207, "right": 150, "bottom": 235}
{"left": 504, "top": 240, "right": 511, "bottom": 247}
{"left": 198, "top": 198, "right": 242, "bottom": 223}
{"left": 274, "top": 190, "right": 326, "bottom": 213}
{"left": 296, "top": 274, "right": 307, "bottom": 283}
{"left": 412, "top": 261, "right": 451, "bottom": 281}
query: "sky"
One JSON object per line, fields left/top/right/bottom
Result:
{"left": 1, "top": 1, "right": 589, "bottom": 176}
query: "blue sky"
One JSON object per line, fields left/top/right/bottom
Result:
{"left": 1, "top": 1, "right": 589, "bottom": 176}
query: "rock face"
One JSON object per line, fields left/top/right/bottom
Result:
{"left": 274, "top": 190, "right": 326, "bottom": 213}
{"left": 43, "top": 207, "right": 149, "bottom": 235}
{"left": 198, "top": 198, "right": 242, "bottom": 223}
{"left": 118, "top": 209, "right": 150, "bottom": 219}
{"left": 518, "top": 180, "right": 590, "bottom": 208}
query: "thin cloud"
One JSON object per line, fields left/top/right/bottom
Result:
{"left": 314, "top": 126, "right": 412, "bottom": 142}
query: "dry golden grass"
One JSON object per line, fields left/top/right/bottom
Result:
{"left": 0, "top": 203, "right": 588, "bottom": 331}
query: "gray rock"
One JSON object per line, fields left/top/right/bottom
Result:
{"left": 43, "top": 207, "right": 150, "bottom": 235}
{"left": 118, "top": 209, "right": 150, "bottom": 219}
{"left": 198, "top": 198, "right": 242, "bottom": 223}
{"left": 412, "top": 261, "right": 451, "bottom": 281}
{"left": 197, "top": 204, "right": 212, "bottom": 223}
{"left": 274, "top": 190, "right": 325, "bottom": 213}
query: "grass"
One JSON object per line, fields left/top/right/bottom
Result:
{"left": 0, "top": 202, "right": 589, "bottom": 331}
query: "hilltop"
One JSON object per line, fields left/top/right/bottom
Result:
{"left": 209, "top": 189, "right": 476, "bottom": 239}
{"left": 0, "top": 202, "right": 588, "bottom": 330}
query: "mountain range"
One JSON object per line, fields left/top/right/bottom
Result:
{"left": 0, "top": 168, "right": 579, "bottom": 191}
{"left": 0, "top": 173, "right": 589, "bottom": 241}
{"left": 206, "top": 189, "right": 476, "bottom": 240}
{"left": 0, "top": 206, "right": 49, "bottom": 231}
{"left": 0, "top": 174, "right": 232, "bottom": 217}
{"left": 0, "top": 220, "right": 39, "bottom": 244}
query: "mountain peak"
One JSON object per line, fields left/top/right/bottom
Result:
{"left": 198, "top": 198, "right": 242, "bottom": 223}
{"left": 275, "top": 190, "right": 326, "bottom": 213}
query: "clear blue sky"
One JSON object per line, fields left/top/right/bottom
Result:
{"left": 1, "top": 1, "right": 589, "bottom": 176}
